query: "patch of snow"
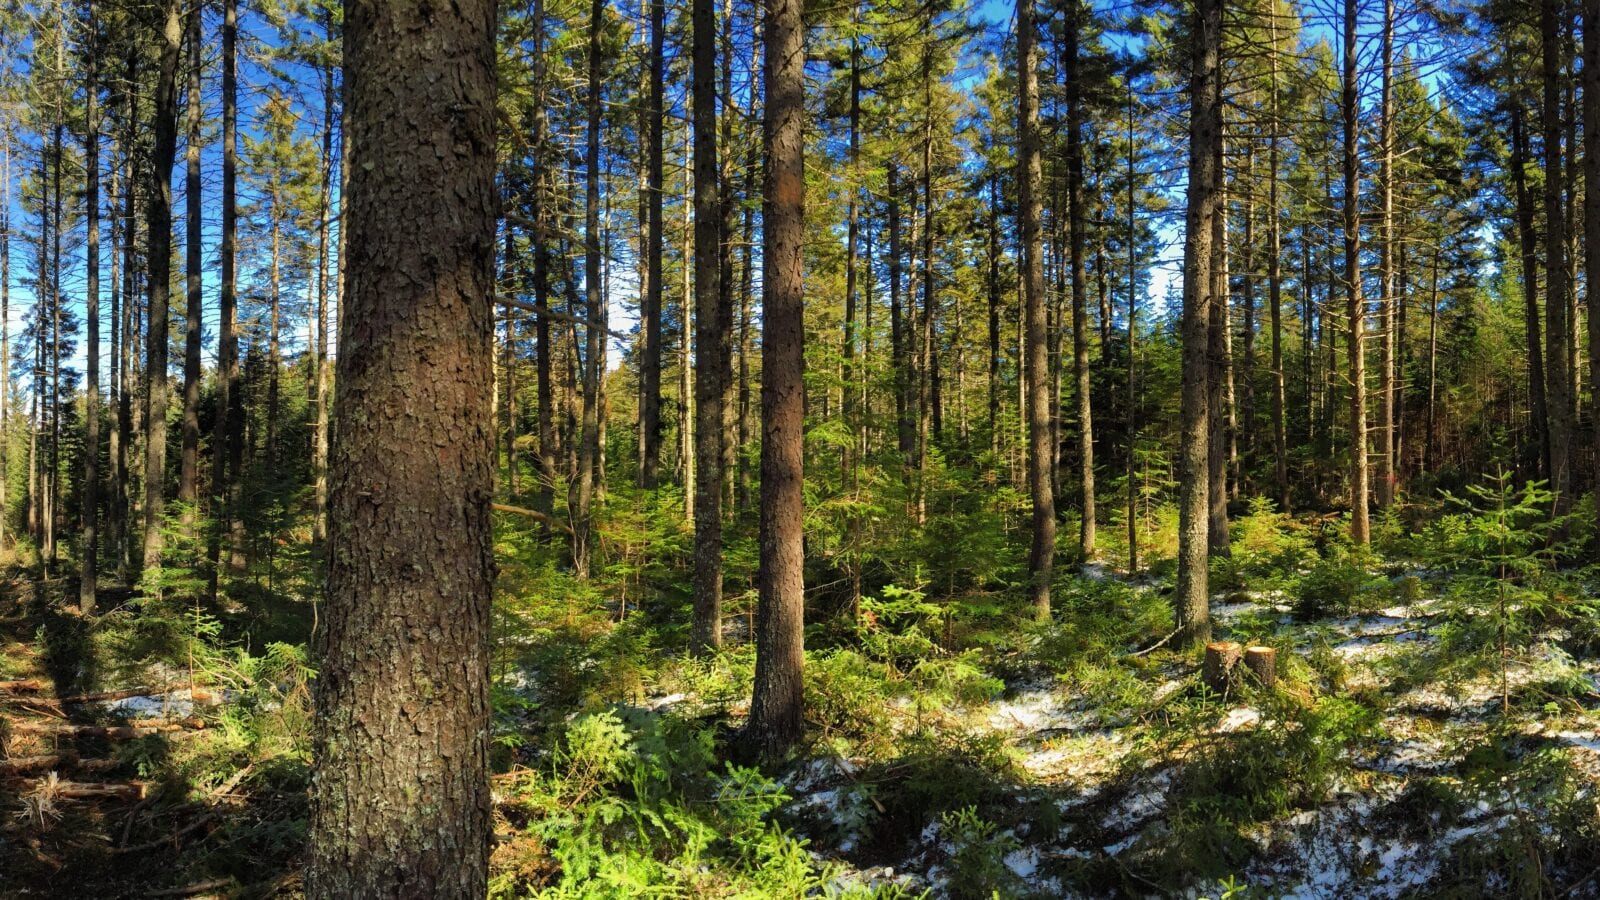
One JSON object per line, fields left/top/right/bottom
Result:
{"left": 1217, "top": 707, "right": 1262, "bottom": 733}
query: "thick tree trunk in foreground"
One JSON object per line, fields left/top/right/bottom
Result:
{"left": 1018, "top": 0, "right": 1055, "bottom": 621}
{"left": 1177, "top": 0, "right": 1221, "bottom": 645}
{"left": 306, "top": 0, "right": 498, "bottom": 892}
{"left": 747, "top": 0, "right": 806, "bottom": 761}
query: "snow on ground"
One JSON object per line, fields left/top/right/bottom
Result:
{"left": 785, "top": 570, "right": 1600, "bottom": 897}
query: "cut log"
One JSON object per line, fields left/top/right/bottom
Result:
{"left": 8, "top": 717, "right": 206, "bottom": 739}
{"left": 0, "top": 751, "right": 79, "bottom": 776}
{"left": 1202, "top": 641, "right": 1243, "bottom": 693}
{"left": 1244, "top": 646, "right": 1278, "bottom": 689}
{"left": 0, "top": 679, "right": 45, "bottom": 693}
{"left": 56, "top": 686, "right": 164, "bottom": 704}
{"left": 17, "top": 779, "right": 146, "bottom": 801}
{"left": 145, "top": 878, "right": 233, "bottom": 898}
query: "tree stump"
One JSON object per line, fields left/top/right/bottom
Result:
{"left": 1203, "top": 641, "right": 1243, "bottom": 693}
{"left": 1244, "top": 646, "right": 1278, "bottom": 688}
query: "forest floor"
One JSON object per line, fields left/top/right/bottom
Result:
{"left": 0, "top": 572, "right": 303, "bottom": 899}
{"left": 6, "top": 528, "right": 1600, "bottom": 897}
{"left": 755, "top": 567, "right": 1600, "bottom": 898}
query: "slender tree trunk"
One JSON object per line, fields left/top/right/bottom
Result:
{"left": 80, "top": 7, "right": 100, "bottom": 612}
{"left": 1376, "top": 0, "right": 1396, "bottom": 507}
{"left": 1019, "top": 0, "right": 1055, "bottom": 621}
{"left": 1426, "top": 248, "right": 1439, "bottom": 474}
{"left": 311, "top": 13, "right": 336, "bottom": 546}
{"left": 1268, "top": 15, "right": 1289, "bottom": 513}
{"left": 1343, "top": 0, "right": 1370, "bottom": 545}
{"left": 746, "top": 0, "right": 806, "bottom": 760}
{"left": 571, "top": 0, "right": 605, "bottom": 579}
{"left": 1177, "top": 0, "right": 1221, "bottom": 645}
{"left": 691, "top": 0, "right": 725, "bottom": 652}
{"left": 179, "top": 3, "right": 203, "bottom": 532}
{"left": 639, "top": 0, "right": 665, "bottom": 488}
{"left": 1510, "top": 106, "right": 1549, "bottom": 479}
{"left": 1586, "top": 0, "right": 1600, "bottom": 532}
{"left": 1208, "top": 140, "right": 1231, "bottom": 557}
{"left": 1543, "top": 0, "right": 1575, "bottom": 509}
{"left": 307, "top": 0, "right": 497, "bottom": 888}
{"left": 1125, "top": 81, "right": 1140, "bottom": 572}
{"left": 142, "top": 0, "right": 182, "bottom": 572}
{"left": 1065, "top": 0, "right": 1095, "bottom": 558}
{"left": 531, "top": 0, "right": 556, "bottom": 530}
{"left": 988, "top": 175, "right": 1002, "bottom": 458}
{"left": 212, "top": 0, "right": 243, "bottom": 583}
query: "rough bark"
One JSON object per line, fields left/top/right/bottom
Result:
{"left": 1065, "top": 0, "right": 1096, "bottom": 558}
{"left": 1543, "top": 0, "right": 1575, "bottom": 509}
{"left": 80, "top": 3, "right": 100, "bottom": 612}
{"left": 639, "top": 0, "right": 665, "bottom": 488}
{"left": 142, "top": 0, "right": 182, "bottom": 572}
{"left": 1019, "top": 0, "right": 1055, "bottom": 621}
{"left": 691, "top": 0, "right": 725, "bottom": 652}
{"left": 1343, "top": 0, "right": 1370, "bottom": 546}
{"left": 306, "top": 0, "right": 498, "bottom": 891}
{"left": 179, "top": 3, "right": 203, "bottom": 518}
{"left": 1586, "top": 0, "right": 1600, "bottom": 532}
{"left": 1177, "top": 0, "right": 1221, "bottom": 646}
{"left": 747, "top": 0, "right": 806, "bottom": 761}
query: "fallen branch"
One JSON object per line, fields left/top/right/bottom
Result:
{"left": 1128, "top": 628, "right": 1181, "bottom": 659}
{"left": 16, "top": 779, "right": 146, "bottom": 801}
{"left": 492, "top": 502, "right": 574, "bottom": 535}
{"left": 8, "top": 717, "right": 206, "bottom": 739}
{"left": 115, "top": 811, "right": 218, "bottom": 854}
{"left": 145, "top": 879, "right": 233, "bottom": 898}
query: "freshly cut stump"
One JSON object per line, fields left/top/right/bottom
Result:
{"left": 1203, "top": 641, "right": 1243, "bottom": 693}
{"left": 1244, "top": 646, "right": 1278, "bottom": 689}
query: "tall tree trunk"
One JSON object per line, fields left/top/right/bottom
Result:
{"left": 1543, "top": 0, "right": 1575, "bottom": 509}
{"left": 1343, "top": 0, "right": 1370, "bottom": 546}
{"left": 571, "top": 0, "right": 605, "bottom": 579}
{"left": 691, "top": 0, "right": 725, "bottom": 653}
{"left": 747, "top": 0, "right": 806, "bottom": 760}
{"left": 211, "top": 0, "right": 243, "bottom": 583}
{"left": 1268, "top": 13, "right": 1289, "bottom": 513}
{"left": 1065, "top": 0, "right": 1095, "bottom": 558}
{"left": 179, "top": 2, "right": 203, "bottom": 532}
{"left": 639, "top": 0, "right": 665, "bottom": 488}
{"left": 311, "top": 12, "right": 336, "bottom": 546}
{"left": 142, "top": 0, "right": 182, "bottom": 572}
{"left": 1586, "top": 0, "right": 1600, "bottom": 532}
{"left": 1125, "top": 81, "right": 1140, "bottom": 572}
{"left": 1018, "top": 0, "right": 1055, "bottom": 621}
{"left": 1376, "top": 0, "right": 1396, "bottom": 508}
{"left": 1208, "top": 140, "right": 1231, "bottom": 556}
{"left": 80, "top": 5, "right": 100, "bottom": 612}
{"left": 1177, "top": 0, "right": 1221, "bottom": 645}
{"left": 305, "top": 0, "right": 497, "bottom": 888}
{"left": 1510, "top": 106, "right": 1549, "bottom": 478}
{"left": 117, "top": 58, "right": 138, "bottom": 579}
{"left": 988, "top": 175, "right": 1002, "bottom": 458}
{"left": 531, "top": 0, "right": 556, "bottom": 530}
